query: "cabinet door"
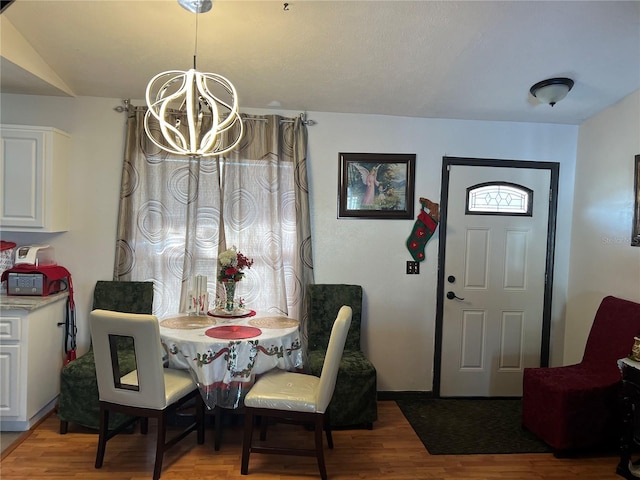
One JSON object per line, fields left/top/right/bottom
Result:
{"left": 0, "top": 129, "right": 45, "bottom": 228}
{"left": 0, "top": 125, "right": 70, "bottom": 232}
{"left": 0, "top": 344, "right": 20, "bottom": 417}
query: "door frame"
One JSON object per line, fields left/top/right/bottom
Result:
{"left": 433, "top": 156, "right": 560, "bottom": 397}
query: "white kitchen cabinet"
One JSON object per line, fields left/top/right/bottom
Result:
{"left": 0, "top": 293, "right": 67, "bottom": 431}
{"left": 0, "top": 125, "right": 71, "bottom": 232}
{"left": 0, "top": 344, "right": 19, "bottom": 417}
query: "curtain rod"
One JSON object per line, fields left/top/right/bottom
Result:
{"left": 113, "top": 99, "right": 316, "bottom": 126}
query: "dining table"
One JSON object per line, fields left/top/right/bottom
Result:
{"left": 159, "top": 309, "right": 304, "bottom": 410}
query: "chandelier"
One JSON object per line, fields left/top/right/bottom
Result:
{"left": 144, "top": 0, "right": 243, "bottom": 157}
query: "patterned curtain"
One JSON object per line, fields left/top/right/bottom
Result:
{"left": 114, "top": 105, "right": 314, "bottom": 337}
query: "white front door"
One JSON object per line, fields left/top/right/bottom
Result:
{"left": 439, "top": 162, "right": 554, "bottom": 397}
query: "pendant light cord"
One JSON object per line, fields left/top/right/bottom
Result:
{"left": 193, "top": 12, "right": 199, "bottom": 69}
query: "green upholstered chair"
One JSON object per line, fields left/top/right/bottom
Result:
{"left": 307, "top": 284, "right": 377, "bottom": 428}
{"left": 58, "top": 280, "right": 154, "bottom": 433}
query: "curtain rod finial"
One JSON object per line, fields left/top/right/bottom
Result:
{"left": 299, "top": 112, "right": 316, "bottom": 126}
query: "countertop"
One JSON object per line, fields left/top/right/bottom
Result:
{"left": 0, "top": 291, "right": 69, "bottom": 311}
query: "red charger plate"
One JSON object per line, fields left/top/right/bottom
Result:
{"left": 205, "top": 325, "right": 262, "bottom": 340}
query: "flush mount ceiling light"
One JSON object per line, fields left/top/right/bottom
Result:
{"left": 144, "top": 0, "right": 243, "bottom": 157}
{"left": 529, "top": 77, "right": 574, "bottom": 107}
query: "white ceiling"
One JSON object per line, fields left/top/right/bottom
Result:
{"left": 1, "top": 0, "right": 639, "bottom": 125}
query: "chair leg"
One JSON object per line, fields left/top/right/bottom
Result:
{"left": 95, "top": 406, "right": 109, "bottom": 469}
{"left": 241, "top": 409, "right": 255, "bottom": 475}
{"left": 59, "top": 420, "right": 68, "bottom": 434}
{"left": 324, "top": 412, "right": 333, "bottom": 449}
{"left": 153, "top": 413, "right": 166, "bottom": 480}
{"left": 259, "top": 415, "right": 268, "bottom": 441}
{"left": 153, "top": 412, "right": 167, "bottom": 480}
{"left": 214, "top": 406, "right": 222, "bottom": 451}
{"left": 196, "top": 395, "right": 205, "bottom": 445}
{"left": 140, "top": 417, "right": 149, "bottom": 434}
{"left": 315, "top": 414, "right": 327, "bottom": 480}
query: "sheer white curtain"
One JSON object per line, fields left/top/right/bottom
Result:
{"left": 114, "top": 106, "right": 314, "bottom": 332}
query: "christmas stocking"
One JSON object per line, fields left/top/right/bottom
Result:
{"left": 406, "top": 202, "right": 439, "bottom": 262}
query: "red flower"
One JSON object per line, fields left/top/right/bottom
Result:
{"left": 236, "top": 252, "right": 254, "bottom": 270}
{"left": 218, "top": 247, "right": 254, "bottom": 282}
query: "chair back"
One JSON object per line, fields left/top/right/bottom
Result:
{"left": 582, "top": 296, "right": 640, "bottom": 369}
{"left": 93, "top": 281, "right": 154, "bottom": 313}
{"left": 315, "top": 305, "right": 352, "bottom": 413}
{"left": 307, "top": 284, "right": 362, "bottom": 351}
{"left": 90, "top": 309, "right": 167, "bottom": 410}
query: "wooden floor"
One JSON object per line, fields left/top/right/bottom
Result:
{"left": 0, "top": 401, "right": 622, "bottom": 480}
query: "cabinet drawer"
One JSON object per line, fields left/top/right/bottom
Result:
{"left": 0, "top": 315, "right": 21, "bottom": 342}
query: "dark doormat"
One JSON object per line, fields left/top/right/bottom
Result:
{"left": 396, "top": 396, "right": 552, "bottom": 455}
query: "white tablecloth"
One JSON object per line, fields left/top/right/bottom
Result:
{"left": 160, "top": 313, "right": 304, "bottom": 409}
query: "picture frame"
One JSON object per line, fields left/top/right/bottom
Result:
{"left": 632, "top": 154, "right": 640, "bottom": 246}
{"left": 338, "top": 153, "right": 416, "bottom": 219}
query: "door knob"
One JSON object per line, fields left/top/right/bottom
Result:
{"left": 446, "top": 291, "right": 465, "bottom": 301}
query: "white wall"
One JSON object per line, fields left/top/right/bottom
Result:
{"left": 1, "top": 95, "right": 126, "bottom": 358}
{"left": 1, "top": 94, "right": 579, "bottom": 391}
{"left": 306, "top": 112, "right": 577, "bottom": 390}
{"left": 563, "top": 90, "right": 640, "bottom": 364}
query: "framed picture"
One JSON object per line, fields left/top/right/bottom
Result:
{"left": 632, "top": 154, "right": 640, "bottom": 246}
{"left": 338, "top": 153, "right": 416, "bottom": 219}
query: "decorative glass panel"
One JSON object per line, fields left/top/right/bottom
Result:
{"left": 466, "top": 182, "right": 533, "bottom": 216}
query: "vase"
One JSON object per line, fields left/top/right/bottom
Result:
{"left": 222, "top": 280, "right": 236, "bottom": 312}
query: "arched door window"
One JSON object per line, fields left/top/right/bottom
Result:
{"left": 466, "top": 182, "right": 533, "bottom": 216}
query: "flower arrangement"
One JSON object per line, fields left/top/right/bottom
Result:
{"left": 217, "top": 246, "right": 254, "bottom": 283}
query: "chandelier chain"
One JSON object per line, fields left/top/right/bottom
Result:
{"left": 193, "top": 12, "right": 199, "bottom": 69}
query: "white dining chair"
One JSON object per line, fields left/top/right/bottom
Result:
{"left": 90, "top": 309, "right": 205, "bottom": 480}
{"left": 240, "top": 305, "right": 352, "bottom": 480}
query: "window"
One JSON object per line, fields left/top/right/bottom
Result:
{"left": 466, "top": 182, "right": 533, "bottom": 216}
{"left": 115, "top": 111, "right": 313, "bottom": 322}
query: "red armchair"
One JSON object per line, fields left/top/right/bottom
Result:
{"left": 522, "top": 295, "right": 640, "bottom": 452}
